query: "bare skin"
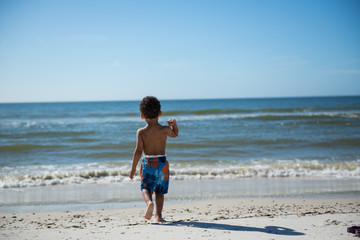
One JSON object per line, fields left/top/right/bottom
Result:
{"left": 129, "top": 112, "right": 178, "bottom": 221}
{"left": 142, "top": 189, "right": 154, "bottom": 220}
{"left": 154, "top": 192, "right": 165, "bottom": 222}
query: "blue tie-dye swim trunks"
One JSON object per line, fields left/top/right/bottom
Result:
{"left": 140, "top": 155, "right": 169, "bottom": 194}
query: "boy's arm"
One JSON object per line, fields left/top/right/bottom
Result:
{"left": 167, "top": 119, "right": 179, "bottom": 138}
{"left": 129, "top": 129, "right": 144, "bottom": 179}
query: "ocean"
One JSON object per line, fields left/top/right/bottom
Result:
{"left": 1, "top": 96, "right": 359, "bottom": 211}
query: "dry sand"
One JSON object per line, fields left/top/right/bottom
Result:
{"left": 1, "top": 198, "right": 359, "bottom": 240}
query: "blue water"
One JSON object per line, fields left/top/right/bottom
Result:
{"left": 0, "top": 96, "right": 359, "bottom": 189}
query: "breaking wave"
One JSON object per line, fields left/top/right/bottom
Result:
{"left": 1, "top": 160, "right": 359, "bottom": 189}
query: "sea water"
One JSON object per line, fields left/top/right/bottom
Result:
{"left": 1, "top": 96, "right": 359, "bottom": 211}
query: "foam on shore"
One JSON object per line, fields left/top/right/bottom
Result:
{"left": 1, "top": 159, "right": 359, "bottom": 188}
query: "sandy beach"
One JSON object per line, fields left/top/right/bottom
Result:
{"left": 1, "top": 197, "right": 359, "bottom": 240}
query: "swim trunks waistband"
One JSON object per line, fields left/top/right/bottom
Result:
{"left": 143, "top": 154, "right": 166, "bottom": 158}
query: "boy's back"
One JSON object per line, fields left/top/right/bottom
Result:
{"left": 138, "top": 123, "right": 174, "bottom": 156}
{"left": 138, "top": 124, "right": 167, "bottom": 155}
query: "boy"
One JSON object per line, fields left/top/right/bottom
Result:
{"left": 129, "top": 96, "right": 179, "bottom": 222}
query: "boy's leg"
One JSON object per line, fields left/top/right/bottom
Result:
{"left": 142, "top": 189, "right": 154, "bottom": 220}
{"left": 155, "top": 192, "right": 165, "bottom": 222}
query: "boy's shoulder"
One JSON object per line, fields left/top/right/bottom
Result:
{"left": 137, "top": 124, "right": 169, "bottom": 134}
{"left": 137, "top": 126, "right": 147, "bottom": 134}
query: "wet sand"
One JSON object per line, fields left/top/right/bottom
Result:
{"left": 1, "top": 197, "right": 359, "bottom": 239}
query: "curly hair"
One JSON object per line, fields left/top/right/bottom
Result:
{"left": 139, "top": 96, "right": 161, "bottom": 119}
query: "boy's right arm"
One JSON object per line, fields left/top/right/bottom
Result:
{"left": 129, "top": 129, "right": 144, "bottom": 179}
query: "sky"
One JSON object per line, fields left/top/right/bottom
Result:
{"left": 0, "top": 0, "right": 359, "bottom": 103}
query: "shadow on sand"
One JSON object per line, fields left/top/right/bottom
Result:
{"left": 159, "top": 221, "right": 305, "bottom": 236}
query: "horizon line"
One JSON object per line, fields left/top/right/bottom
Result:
{"left": 0, "top": 94, "right": 359, "bottom": 104}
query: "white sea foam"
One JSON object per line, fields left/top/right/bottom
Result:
{"left": 0, "top": 116, "right": 143, "bottom": 129}
{"left": 1, "top": 160, "right": 359, "bottom": 189}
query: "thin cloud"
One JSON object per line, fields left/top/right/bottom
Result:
{"left": 54, "top": 35, "right": 107, "bottom": 42}
{"left": 113, "top": 60, "right": 120, "bottom": 68}
{"left": 37, "top": 37, "right": 44, "bottom": 44}
{"left": 330, "top": 70, "right": 360, "bottom": 74}
{"left": 270, "top": 56, "right": 309, "bottom": 68}
{"left": 159, "top": 61, "right": 187, "bottom": 70}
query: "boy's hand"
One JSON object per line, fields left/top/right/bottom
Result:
{"left": 167, "top": 118, "right": 177, "bottom": 128}
{"left": 167, "top": 118, "right": 178, "bottom": 138}
{"left": 129, "top": 169, "right": 135, "bottom": 179}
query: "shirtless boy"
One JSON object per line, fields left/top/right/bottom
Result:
{"left": 129, "top": 96, "right": 179, "bottom": 222}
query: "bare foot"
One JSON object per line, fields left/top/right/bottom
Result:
{"left": 155, "top": 216, "right": 166, "bottom": 223}
{"left": 144, "top": 202, "right": 154, "bottom": 220}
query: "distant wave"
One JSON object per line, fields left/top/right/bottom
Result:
{"left": 1, "top": 160, "right": 359, "bottom": 189}
{"left": 0, "top": 112, "right": 138, "bottom": 120}
{"left": 1, "top": 112, "right": 359, "bottom": 130}
{"left": 0, "top": 144, "right": 65, "bottom": 152}
{"left": 241, "top": 112, "right": 360, "bottom": 121}
{"left": 0, "top": 143, "right": 134, "bottom": 153}
{"left": 0, "top": 117, "right": 142, "bottom": 128}
{"left": 1, "top": 137, "right": 359, "bottom": 154}
{"left": 1, "top": 105, "right": 359, "bottom": 122}
{"left": 164, "top": 106, "right": 360, "bottom": 116}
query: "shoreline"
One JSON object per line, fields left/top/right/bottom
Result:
{"left": 1, "top": 197, "right": 359, "bottom": 239}
{"left": 1, "top": 177, "right": 360, "bottom": 213}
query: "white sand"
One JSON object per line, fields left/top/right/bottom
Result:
{"left": 1, "top": 198, "right": 359, "bottom": 240}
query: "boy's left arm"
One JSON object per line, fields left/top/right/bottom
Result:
{"left": 129, "top": 129, "right": 144, "bottom": 179}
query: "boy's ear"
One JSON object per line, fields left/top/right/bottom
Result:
{"left": 159, "top": 111, "right": 162, "bottom": 117}
{"left": 140, "top": 114, "right": 145, "bottom": 119}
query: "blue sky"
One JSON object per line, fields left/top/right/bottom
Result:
{"left": 0, "top": 0, "right": 359, "bottom": 102}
